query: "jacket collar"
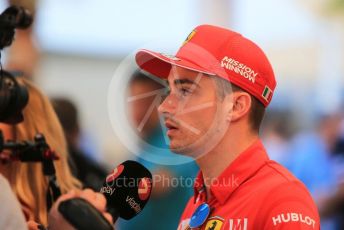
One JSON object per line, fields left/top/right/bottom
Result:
{"left": 194, "top": 139, "right": 269, "bottom": 204}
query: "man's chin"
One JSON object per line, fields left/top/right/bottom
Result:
{"left": 169, "top": 142, "right": 188, "bottom": 154}
{"left": 169, "top": 143, "right": 199, "bottom": 158}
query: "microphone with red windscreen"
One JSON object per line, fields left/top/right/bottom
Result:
{"left": 100, "top": 160, "right": 153, "bottom": 220}
{"left": 58, "top": 161, "right": 152, "bottom": 230}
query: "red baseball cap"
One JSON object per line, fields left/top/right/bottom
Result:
{"left": 135, "top": 24, "right": 276, "bottom": 107}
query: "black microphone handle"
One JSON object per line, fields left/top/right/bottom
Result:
{"left": 58, "top": 198, "right": 114, "bottom": 230}
{"left": 107, "top": 205, "right": 119, "bottom": 222}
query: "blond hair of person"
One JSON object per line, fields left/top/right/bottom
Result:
{"left": 2, "top": 78, "right": 81, "bottom": 226}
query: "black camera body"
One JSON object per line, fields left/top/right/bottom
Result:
{"left": 0, "top": 6, "right": 32, "bottom": 124}
{"left": 0, "top": 70, "right": 29, "bottom": 124}
{"left": 0, "top": 5, "right": 32, "bottom": 49}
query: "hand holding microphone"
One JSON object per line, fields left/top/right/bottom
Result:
{"left": 56, "top": 161, "right": 153, "bottom": 230}
{"left": 48, "top": 189, "right": 113, "bottom": 230}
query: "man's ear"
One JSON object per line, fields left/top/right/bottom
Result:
{"left": 225, "top": 92, "right": 251, "bottom": 123}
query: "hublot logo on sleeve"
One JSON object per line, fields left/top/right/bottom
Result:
{"left": 272, "top": 213, "right": 316, "bottom": 228}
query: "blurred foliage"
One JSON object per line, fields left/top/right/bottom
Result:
{"left": 328, "top": 0, "right": 344, "bottom": 14}
{"left": 299, "top": 0, "right": 344, "bottom": 17}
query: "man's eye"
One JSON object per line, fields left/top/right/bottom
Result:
{"left": 180, "top": 88, "right": 192, "bottom": 96}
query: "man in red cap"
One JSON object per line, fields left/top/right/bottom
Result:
{"left": 135, "top": 25, "right": 320, "bottom": 229}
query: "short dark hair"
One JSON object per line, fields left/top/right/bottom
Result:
{"left": 130, "top": 70, "right": 163, "bottom": 89}
{"left": 212, "top": 76, "right": 265, "bottom": 133}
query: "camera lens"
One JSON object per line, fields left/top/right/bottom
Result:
{"left": 0, "top": 71, "right": 29, "bottom": 124}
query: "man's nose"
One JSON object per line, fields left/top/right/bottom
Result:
{"left": 158, "top": 93, "right": 177, "bottom": 115}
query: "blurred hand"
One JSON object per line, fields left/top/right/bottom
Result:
{"left": 27, "top": 220, "right": 42, "bottom": 230}
{"left": 48, "top": 189, "right": 114, "bottom": 230}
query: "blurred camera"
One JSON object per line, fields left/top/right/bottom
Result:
{"left": 0, "top": 6, "right": 32, "bottom": 124}
{"left": 0, "top": 5, "right": 33, "bottom": 49}
{"left": 0, "top": 70, "right": 28, "bottom": 124}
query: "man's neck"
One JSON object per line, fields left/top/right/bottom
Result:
{"left": 196, "top": 130, "right": 258, "bottom": 200}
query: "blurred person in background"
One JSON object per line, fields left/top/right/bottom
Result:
{"left": 317, "top": 111, "right": 344, "bottom": 229}
{"left": 287, "top": 114, "right": 340, "bottom": 198}
{"left": 0, "top": 78, "right": 81, "bottom": 228}
{"left": 263, "top": 110, "right": 342, "bottom": 229}
{"left": 332, "top": 110, "right": 344, "bottom": 157}
{"left": 117, "top": 70, "right": 198, "bottom": 230}
{"left": 52, "top": 97, "right": 108, "bottom": 191}
{"left": 261, "top": 109, "right": 296, "bottom": 167}
{"left": 0, "top": 173, "right": 113, "bottom": 230}
{"left": 271, "top": 113, "right": 342, "bottom": 229}
{"left": 0, "top": 173, "right": 28, "bottom": 229}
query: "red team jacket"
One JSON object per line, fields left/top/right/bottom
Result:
{"left": 177, "top": 140, "right": 320, "bottom": 230}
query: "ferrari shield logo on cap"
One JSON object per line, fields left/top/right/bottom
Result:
{"left": 182, "top": 29, "right": 196, "bottom": 46}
